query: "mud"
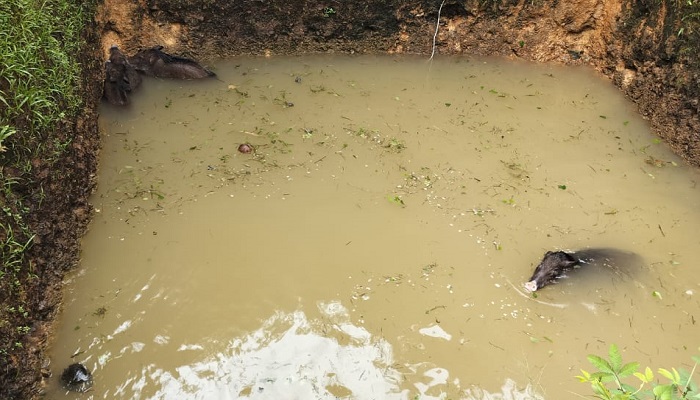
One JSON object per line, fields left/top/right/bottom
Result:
{"left": 3, "top": 0, "right": 699, "bottom": 398}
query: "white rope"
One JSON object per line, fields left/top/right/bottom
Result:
{"left": 429, "top": 0, "right": 447, "bottom": 60}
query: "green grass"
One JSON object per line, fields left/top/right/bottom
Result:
{"left": 0, "top": 0, "right": 85, "bottom": 152}
{"left": 0, "top": 0, "right": 91, "bottom": 361}
{"left": 678, "top": 0, "right": 700, "bottom": 67}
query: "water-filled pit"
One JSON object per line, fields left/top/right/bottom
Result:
{"left": 48, "top": 55, "right": 700, "bottom": 399}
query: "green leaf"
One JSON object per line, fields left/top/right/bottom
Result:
{"left": 609, "top": 344, "right": 623, "bottom": 371}
{"left": 590, "top": 371, "right": 615, "bottom": 382}
{"left": 658, "top": 368, "right": 674, "bottom": 381}
{"left": 658, "top": 367, "right": 680, "bottom": 383}
{"left": 645, "top": 366, "right": 654, "bottom": 381}
{"left": 576, "top": 369, "right": 591, "bottom": 382}
{"left": 633, "top": 372, "right": 647, "bottom": 383}
{"left": 653, "top": 384, "right": 674, "bottom": 400}
{"left": 387, "top": 195, "right": 405, "bottom": 207}
{"left": 589, "top": 354, "right": 615, "bottom": 374}
{"left": 672, "top": 367, "right": 681, "bottom": 383}
{"left": 591, "top": 382, "right": 610, "bottom": 398}
{"left": 618, "top": 361, "right": 639, "bottom": 378}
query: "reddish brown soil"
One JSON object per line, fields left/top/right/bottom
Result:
{"left": 3, "top": 0, "right": 698, "bottom": 398}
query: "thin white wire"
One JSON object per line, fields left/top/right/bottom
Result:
{"left": 429, "top": 0, "right": 447, "bottom": 60}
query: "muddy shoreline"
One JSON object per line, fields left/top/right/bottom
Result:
{"left": 3, "top": 0, "right": 698, "bottom": 398}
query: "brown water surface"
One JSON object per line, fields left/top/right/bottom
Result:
{"left": 48, "top": 55, "right": 700, "bottom": 399}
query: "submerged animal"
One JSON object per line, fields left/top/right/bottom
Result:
{"left": 129, "top": 45, "right": 215, "bottom": 79}
{"left": 60, "top": 363, "right": 93, "bottom": 393}
{"left": 103, "top": 45, "right": 141, "bottom": 105}
{"left": 524, "top": 248, "right": 639, "bottom": 292}
{"left": 103, "top": 61, "right": 129, "bottom": 106}
{"left": 524, "top": 251, "right": 579, "bottom": 292}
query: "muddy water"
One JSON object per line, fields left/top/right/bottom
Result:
{"left": 48, "top": 55, "right": 700, "bottom": 399}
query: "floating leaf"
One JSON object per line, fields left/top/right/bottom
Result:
{"left": 388, "top": 195, "right": 405, "bottom": 207}
{"left": 652, "top": 291, "right": 663, "bottom": 299}
{"left": 558, "top": 184, "right": 567, "bottom": 190}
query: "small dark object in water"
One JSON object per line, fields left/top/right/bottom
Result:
{"left": 61, "top": 363, "right": 93, "bottom": 393}
{"left": 129, "top": 45, "right": 215, "bottom": 79}
{"left": 524, "top": 248, "right": 639, "bottom": 292}
{"left": 238, "top": 143, "right": 254, "bottom": 154}
{"left": 103, "top": 45, "right": 141, "bottom": 105}
{"left": 294, "top": 76, "right": 302, "bottom": 83}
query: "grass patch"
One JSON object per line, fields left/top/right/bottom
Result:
{"left": 678, "top": 0, "right": 700, "bottom": 68}
{"left": 0, "top": 0, "right": 92, "bottom": 361}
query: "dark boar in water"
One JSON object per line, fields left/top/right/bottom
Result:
{"left": 109, "top": 45, "right": 141, "bottom": 91}
{"left": 103, "top": 61, "right": 129, "bottom": 106}
{"left": 524, "top": 248, "right": 639, "bottom": 292}
{"left": 103, "top": 46, "right": 141, "bottom": 105}
{"left": 129, "top": 45, "right": 215, "bottom": 79}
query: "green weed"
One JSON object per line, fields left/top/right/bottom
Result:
{"left": 577, "top": 344, "right": 700, "bottom": 399}
{"left": 0, "top": 0, "right": 93, "bottom": 367}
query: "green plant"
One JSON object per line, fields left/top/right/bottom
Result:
{"left": 0, "top": 126, "right": 15, "bottom": 152}
{"left": 323, "top": 6, "right": 336, "bottom": 17}
{"left": 577, "top": 344, "right": 700, "bottom": 399}
{"left": 0, "top": 0, "right": 93, "bottom": 368}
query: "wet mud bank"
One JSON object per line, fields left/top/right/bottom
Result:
{"left": 4, "top": 0, "right": 699, "bottom": 398}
